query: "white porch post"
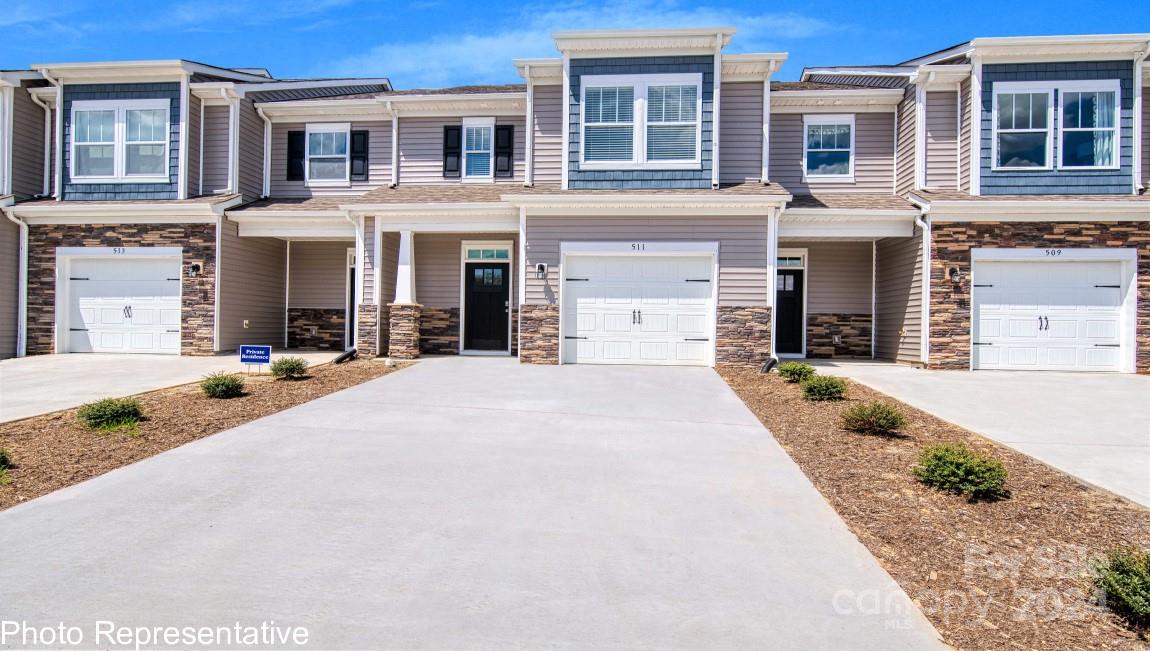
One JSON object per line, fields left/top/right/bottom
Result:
{"left": 395, "top": 229, "right": 416, "bottom": 304}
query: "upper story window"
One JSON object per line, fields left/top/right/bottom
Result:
{"left": 442, "top": 119, "right": 514, "bottom": 181}
{"left": 992, "top": 80, "right": 1119, "bottom": 171}
{"left": 71, "top": 99, "right": 169, "bottom": 183}
{"left": 803, "top": 114, "right": 854, "bottom": 181}
{"left": 306, "top": 123, "right": 350, "bottom": 186}
{"left": 580, "top": 73, "right": 702, "bottom": 170}
{"left": 463, "top": 118, "right": 494, "bottom": 180}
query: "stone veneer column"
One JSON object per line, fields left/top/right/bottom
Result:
{"left": 355, "top": 304, "right": 380, "bottom": 357}
{"left": 518, "top": 304, "right": 559, "bottom": 364}
{"left": 715, "top": 305, "right": 772, "bottom": 368}
{"left": 388, "top": 303, "right": 421, "bottom": 360}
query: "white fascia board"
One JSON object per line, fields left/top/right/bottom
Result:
{"left": 515, "top": 59, "right": 563, "bottom": 83}
{"left": 722, "top": 53, "right": 788, "bottom": 82}
{"left": 227, "top": 212, "right": 355, "bottom": 238}
{"left": 554, "top": 28, "right": 734, "bottom": 58}
{"left": 900, "top": 44, "right": 975, "bottom": 67}
{"left": 10, "top": 195, "right": 242, "bottom": 222}
{"left": 915, "top": 64, "right": 972, "bottom": 89}
{"left": 911, "top": 196, "right": 1150, "bottom": 221}
{"left": 32, "top": 60, "right": 270, "bottom": 83}
{"left": 504, "top": 193, "right": 790, "bottom": 216}
{"left": 27, "top": 87, "right": 58, "bottom": 107}
{"left": 781, "top": 209, "right": 918, "bottom": 238}
{"left": 257, "top": 93, "right": 526, "bottom": 120}
{"left": 347, "top": 202, "right": 517, "bottom": 219}
{"left": 0, "top": 71, "right": 43, "bottom": 86}
{"left": 771, "top": 89, "right": 904, "bottom": 113}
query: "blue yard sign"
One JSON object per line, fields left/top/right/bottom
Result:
{"left": 239, "top": 345, "right": 272, "bottom": 365}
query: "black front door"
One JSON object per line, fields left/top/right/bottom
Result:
{"left": 775, "top": 269, "right": 805, "bottom": 355}
{"left": 464, "top": 262, "right": 510, "bottom": 351}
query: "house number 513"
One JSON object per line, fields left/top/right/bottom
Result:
{"left": 631, "top": 243, "right": 646, "bottom": 251}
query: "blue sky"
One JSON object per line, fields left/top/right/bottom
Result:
{"left": 1, "top": 0, "right": 1146, "bottom": 86}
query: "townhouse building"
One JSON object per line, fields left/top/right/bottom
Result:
{"left": 1, "top": 28, "right": 1147, "bottom": 373}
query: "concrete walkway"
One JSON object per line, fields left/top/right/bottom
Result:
{"left": 0, "top": 357, "right": 942, "bottom": 649}
{"left": 0, "top": 350, "right": 340, "bottom": 423}
{"left": 814, "top": 360, "right": 1150, "bottom": 507}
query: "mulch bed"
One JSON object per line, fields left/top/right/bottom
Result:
{"left": 0, "top": 359, "right": 407, "bottom": 511}
{"left": 722, "top": 368, "right": 1150, "bottom": 650}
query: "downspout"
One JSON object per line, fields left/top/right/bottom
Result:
{"left": 225, "top": 88, "right": 238, "bottom": 195}
{"left": 711, "top": 32, "right": 723, "bottom": 190}
{"left": 28, "top": 91, "right": 52, "bottom": 196}
{"left": 524, "top": 64, "right": 534, "bottom": 187}
{"left": 909, "top": 195, "right": 932, "bottom": 367}
{"left": 38, "top": 68, "right": 63, "bottom": 199}
{"left": 0, "top": 86, "right": 11, "bottom": 197}
{"left": 760, "top": 61, "right": 776, "bottom": 184}
{"left": 5, "top": 209, "right": 28, "bottom": 356}
{"left": 763, "top": 206, "right": 780, "bottom": 371}
{"left": 914, "top": 73, "right": 929, "bottom": 191}
{"left": 177, "top": 73, "right": 189, "bottom": 199}
{"left": 344, "top": 212, "right": 363, "bottom": 348}
{"left": 1133, "top": 48, "right": 1147, "bottom": 193}
{"left": 256, "top": 104, "right": 272, "bottom": 198}
{"left": 386, "top": 101, "right": 399, "bottom": 188}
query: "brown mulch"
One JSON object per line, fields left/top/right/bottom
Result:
{"left": 0, "top": 359, "right": 407, "bottom": 511}
{"left": 722, "top": 368, "right": 1150, "bottom": 651}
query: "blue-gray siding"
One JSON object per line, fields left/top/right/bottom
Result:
{"left": 979, "top": 60, "right": 1134, "bottom": 195}
{"left": 567, "top": 56, "right": 714, "bottom": 189}
{"left": 62, "top": 82, "right": 181, "bottom": 200}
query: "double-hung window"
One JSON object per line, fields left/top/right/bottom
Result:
{"left": 992, "top": 80, "right": 1120, "bottom": 171}
{"left": 71, "top": 99, "right": 170, "bottom": 182}
{"left": 305, "top": 123, "right": 350, "bottom": 186}
{"left": 580, "top": 73, "right": 702, "bottom": 169}
{"left": 803, "top": 115, "right": 854, "bottom": 180}
{"left": 1060, "top": 86, "right": 1118, "bottom": 168}
{"left": 462, "top": 117, "right": 494, "bottom": 180}
{"left": 993, "top": 89, "right": 1052, "bottom": 169}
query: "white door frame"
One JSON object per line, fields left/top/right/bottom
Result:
{"left": 775, "top": 247, "right": 809, "bottom": 358}
{"left": 969, "top": 247, "right": 1138, "bottom": 373}
{"left": 54, "top": 246, "right": 184, "bottom": 354}
{"left": 345, "top": 247, "right": 356, "bottom": 351}
{"left": 459, "top": 240, "right": 515, "bottom": 356}
{"left": 558, "top": 241, "right": 720, "bottom": 366}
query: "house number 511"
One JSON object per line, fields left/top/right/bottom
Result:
{"left": 631, "top": 243, "right": 646, "bottom": 251}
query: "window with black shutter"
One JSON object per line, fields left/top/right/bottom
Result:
{"left": 443, "top": 125, "right": 461, "bottom": 178}
{"left": 287, "top": 131, "right": 305, "bottom": 181}
{"left": 350, "top": 130, "right": 369, "bottom": 181}
{"left": 494, "top": 125, "right": 514, "bottom": 178}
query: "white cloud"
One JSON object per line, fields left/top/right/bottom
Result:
{"left": 146, "top": 0, "right": 357, "bottom": 30}
{"left": 324, "top": 0, "right": 843, "bottom": 86}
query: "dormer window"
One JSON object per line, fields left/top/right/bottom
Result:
{"left": 580, "top": 73, "right": 702, "bottom": 170}
{"left": 71, "top": 99, "right": 170, "bottom": 183}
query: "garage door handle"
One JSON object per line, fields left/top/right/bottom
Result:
{"left": 566, "top": 277, "right": 589, "bottom": 282}
{"left": 684, "top": 338, "right": 710, "bottom": 342}
{"left": 166, "top": 329, "right": 180, "bottom": 333}
{"left": 564, "top": 336, "right": 587, "bottom": 340}
{"left": 1094, "top": 285, "right": 1120, "bottom": 288}
{"left": 973, "top": 284, "right": 993, "bottom": 288}
{"left": 1094, "top": 344, "right": 1121, "bottom": 348}
{"left": 69, "top": 277, "right": 90, "bottom": 281}
{"left": 685, "top": 278, "right": 710, "bottom": 283}
{"left": 69, "top": 327, "right": 88, "bottom": 332}
{"left": 973, "top": 342, "right": 993, "bottom": 346}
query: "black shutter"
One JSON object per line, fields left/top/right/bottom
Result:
{"left": 350, "top": 130, "right": 369, "bottom": 181}
{"left": 287, "top": 131, "right": 305, "bottom": 181}
{"left": 494, "top": 125, "right": 514, "bottom": 178}
{"left": 443, "top": 125, "right": 461, "bottom": 178}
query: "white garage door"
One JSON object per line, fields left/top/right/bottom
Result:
{"left": 66, "top": 257, "right": 182, "bottom": 354}
{"left": 972, "top": 259, "right": 1126, "bottom": 371}
{"left": 563, "top": 255, "right": 714, "bottom": 366}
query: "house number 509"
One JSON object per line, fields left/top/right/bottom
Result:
{"left": 1045, "top": 249, "right": 1063, "bottom": 256}
{"left": 631, "top": 243, "right": 646, "bottom": 251}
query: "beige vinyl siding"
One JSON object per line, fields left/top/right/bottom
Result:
{"left": 186, "top": 93, "right": 200, "bottom": 197}
{"left": 11, "top": 84, "right": 47, "bottom": 200}
{"left": 288, "top": 241, "right": 351, "bottom": 309}
{"left": 782, "top": 240, "right": 872, "bottom": 314}
{"left": 217, "top": 218, "right": 287, "bottom": 350}
{"left": 0, "top": 217, "right": 18, "bottom": 358}
{"left": 719, "top": 81, "right": 764, "bottom": 184}
{"left": 958, "top": 78, "right": 972, "bottom": 193}
{"left": 768, "top": 112, "right": 895, "bottom": 194}
{"left": 875, "top": 232, "right": 923, "bottom": 364}
{"left": 894, "top": 87, "right": 916, "bottom": 195}
{"left": 925, "top": 91, "right": 958, "bottom": 189}
{"left": 399, "top": 117, "right": 525, "bottom": 185}
{"left": 201, "top": 104, "right": 231, "bottom": 194}
{"left": 270, "top": 121, "right": 393, "bottom": 197}
{"left": 414, "top": 233, "right": 520, "bottom": 309}
{"left": 532, "top": 85, "right": 563, "bottom": 184}
{"left": 523, "top": 215, "right": 769, "bottom": 307}
{"left": 237, "top": 99, "right": 264, "bottom": 202}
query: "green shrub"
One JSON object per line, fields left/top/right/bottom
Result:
{"left": 777, "top": 361, "right": 816, "bottom": 383}
{"left": 0, "top": 448, "right": 11, "bottom": 485}
{"left": 1093, "top": 547, "right": 1150, "bottom": 627}
{"left": 800, "top": 375, "right": 847, "bottom": 401}
{"left": 914, "top": 444, "right": 1007, "bottom": 500}
{"left": 77, "top": 398, "right": 142, "bottom": 431}
{"left": 841, "top": 401, "right": 908, "bottom": 435}
{"left": 270, "top": 356, "right": 309, "bottom": 380}
{"left": 201, "top": 372, "right": 245, "bottom": 399}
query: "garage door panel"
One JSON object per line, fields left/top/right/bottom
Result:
{"left": 64, "top": 256, "right": 181, "bottom": 355}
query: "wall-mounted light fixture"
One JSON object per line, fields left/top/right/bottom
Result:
{"left": 535, "top": 263, "right": 548, "bottom": 280}
{"left": 187, "top": 263, "right": 202, "bottom": 278}
{"left": 948, "top": 267, "right": 962, "bottom": 285}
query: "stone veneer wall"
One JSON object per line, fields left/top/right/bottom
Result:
{"left": 930, "top": 222, "right": 1150, "bottom": 373}
{"left": 420, "top": 307, "right": 459, "bottom": 355}
{"left": 519, "top": 304, "right": 559, "bottom": 364}
{"left": 806, "top": 313, "right": 872, "bottom": 358}
{"left": 26, "top": 223, "right": 216, "bottom": 355}
{"left": 356, "top": 304, "right": 380, "bottom": 358}
{"left": 287, "top": 308, "right": 346, "bottom": 350}
{"left": 388, "top": 303, "right": 420, "bottom": 360}
{"left": 715, "top": 305, "right": 772, "bottom": 368}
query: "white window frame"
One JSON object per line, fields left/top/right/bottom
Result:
{"left": 991, "top": 84, "right": 1055, "bottom": 171}
{"left": 69, "top": 99, "right": 170, "bottom": 184}
{"left": 802, "top": 114, "right": 856, "bottom": 182}
{"left": 579, "top": 73, "right": 703, "bottom": 171}
{"left": 304, "top": 122, "right": 351, "bottom": 187}
{"left": 1057, "top": 79, "right": 1121, "bottom": 171}
{"left": 461, "top": 117, "right": 495, "bottom": 183}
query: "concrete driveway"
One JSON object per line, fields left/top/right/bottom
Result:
{"left": 0, "top": 351, "right": 339, "bottom": 423}
{"left": 815, "top": 361, "right": 1150, "bottom": 507}
{"left": 0, "top": 357, "right": 942, "bottom": 650}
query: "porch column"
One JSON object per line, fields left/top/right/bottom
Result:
{"left": 388, "top": 229, "right": 421, "bottom": 359}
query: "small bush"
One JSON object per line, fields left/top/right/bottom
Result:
{"left": 1093, "top": 547, "right": 1150, "bottom": 627}
{"left": 0, "top": 448, "right": 11, "bottom": 485}
{"left": 777, "top": 361, "right": 816, "bottom": 383}
{"left": 77, "top": 398, "right": 142, "bottom": 431}
{"left": 201, "top": 372, "right": 245, "bottom": 399}
{"left": 800, "top": 375, "right": 847, "bottom": 401}
{"left": 914, "top": 444, "right": 1007, "bottom": 500}
{"left": 842, "top": 401, "right": 908, "bottom": 435}
{"left": 270, "top": 356, "right": 309, "bottom": 380}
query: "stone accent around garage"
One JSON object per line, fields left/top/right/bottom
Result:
{"left": 355, "top": 304, "right": 380, "bottom": 358}
{"left": 930, "top": 222, "right": 1150, "bottom": 373}
{"left": 388, "top": 303, "right": 421, "bottom": 360}
{"left": 715, "top": 305, "right": 772, "bottom": 368}
{"left": 287, "top": 308, "right": 346, "bottom": 350}
{"left": 518, "top": 304, "right": 559, "bottom": 364}
{"left": 26, "top": 223, "right": 216, "bottom": 356}
{"left": 807, "top": 313, "right": 872, "bottom": 358}
{"left": 420, "top": 307, "right": 459, "bottom": 355}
